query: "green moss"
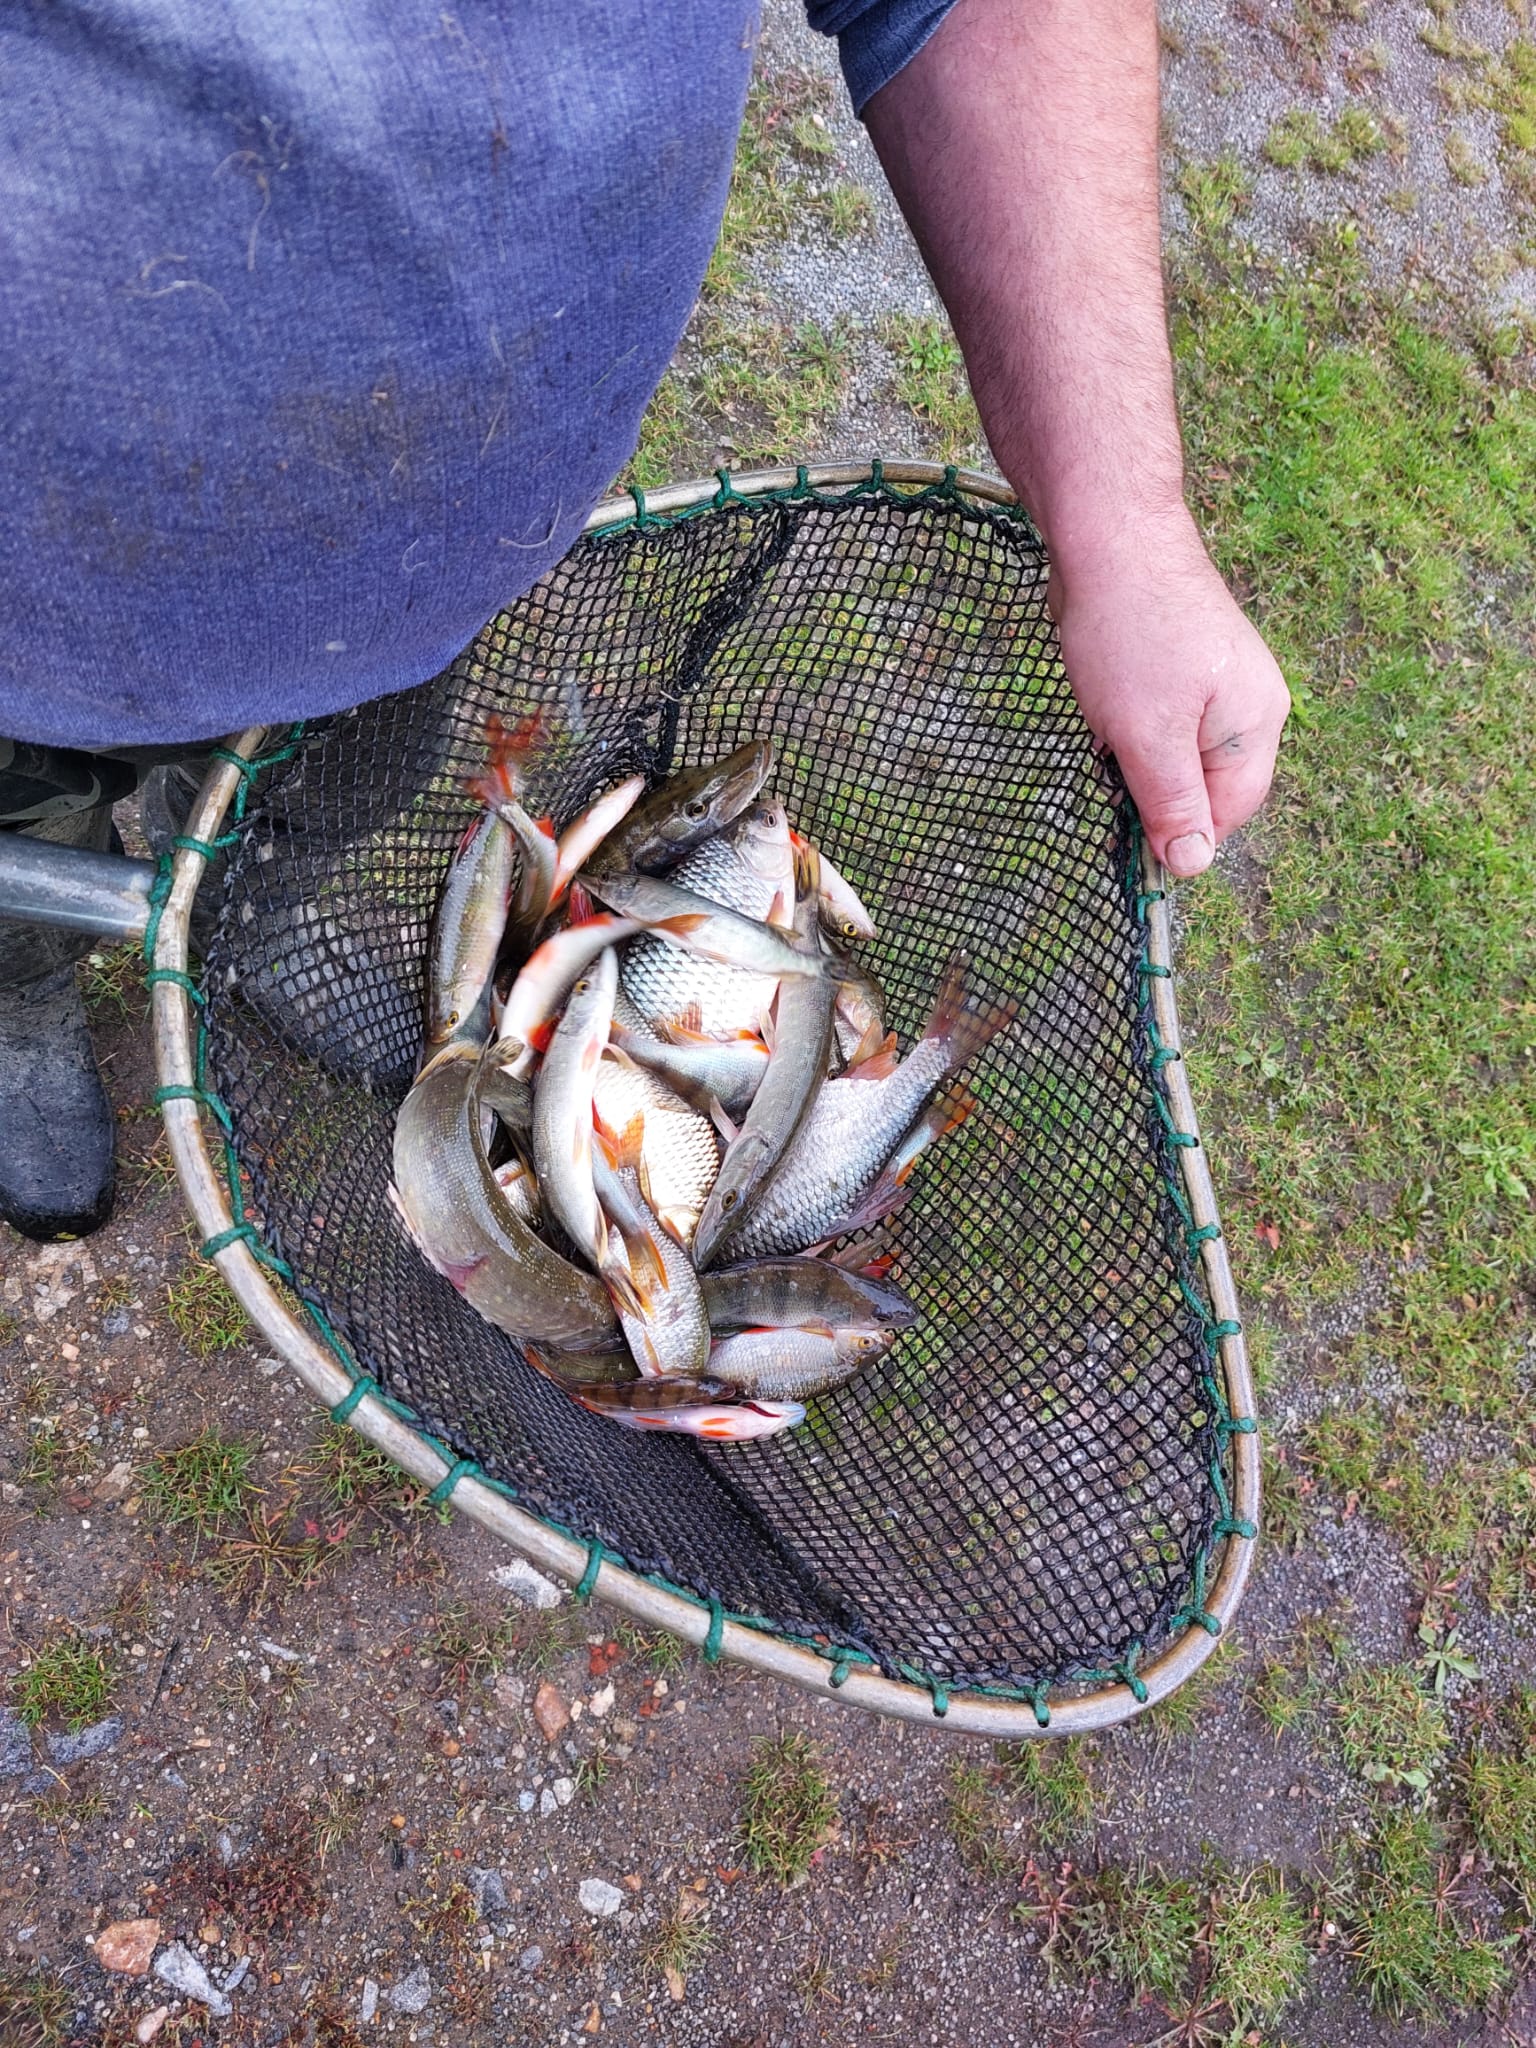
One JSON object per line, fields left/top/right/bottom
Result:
{"left": 1263, "top": 105, "right": 1402, "bottom": 172}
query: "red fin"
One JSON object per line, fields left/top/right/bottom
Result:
{"left": 527, "top": 1016, "right": 557, "bottom": 1054}
{"left": 846, "top": 1030, "right": 900, "bottom": 1082}
{"left": 655, "top": 912, "right": 711, "bottom": 938}
{"left": 825, "top": 1240, "right": 898, "bottom": 1279}
{"left": 921, "top": 955, "right": 1018, "bottom": 1072}
{"left": 566, "top": 881, "right": 596, "bottom": 926}
{"left": 470, "top": 709, "right": 545, "bottom": 806}
{"left": 612, "top": 1113, "right": 646, "bottom": 1173}
{"left": 930, "top": 1080, "right": 978, "bottom": 1145}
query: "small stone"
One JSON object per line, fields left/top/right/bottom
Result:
{"left": 47, "top": 1714, "right": 124, "bottom": 1765}
{"left": 0, "top": 1707, "right": 33, "bottom": 1778}
{"left": 102, "top": 1307, "right": 132, "bottom": 1338}
{"left": 216, "top": 1831, "right": 236, "bottom": 1866}
{"left": 518, "top": 1945, "right": 543, "bottom": 1974}
{"left": 199, "top": 1923, "right": 220, "bottom": 1946}
{"left": 582, "top": 2003, "right": 602, "bottom": 2034}
{"left": 442, "top": 1736, "right": 461, "bottom": 1757}
{"left": 532, "top": 1682, "right": 569, "bottom": 1742}
{"left": 389, "top": 1813, "right": 406, "bottom": 1830}
{"left": 664, "top": 1964, "right": 686, "bottom": 2002}
{"left": 94, "top": 1460, "right": 135, "bottom": 1501}
{"left": 492, "top": 1557, "right": 565, "bottom": 1609}
{"left": 135, "top": 2008, "right": 171, "bottom": 2044}
{"left": 517, "top": 1789, "right": 536, "bottom": 1813}
{"left": 492, "top": 1673, "right": 527, "bottom": 1716}
{"left": 467, "top": 1867, "right": 508, "bottom": 1920}
{"left": 154, "top": 1942, "right": 232, "bottom": 2018}
{"left": 578, "top": 1878, "right": 623, "bottom": 1919}
{"left": 611, "top": 1718, "right": 638, "bottom": 1743}
{"left": 387, "top": 1963, "right": 432, "bottom": 2014}
{"left": 588, "top": 1683, "right": 614, "bottom": 1719}
{"left": 223, "top": 1956, "right": 250, "bottom": 1993}
{"left": 94, "top": 1918, "right": 160, "bottom": 1976}
{"left": 539, "top": 1787, "right": 557, "bottom": 1817}
{"left": 621, "top": 1874, "right": 643, "bottom": 1892}
{"left": 552, "top": 1776, "right": 575, "bottom": 1808}
{"left": 359, "top": 1978, "right": 379, "bottom": 2023}
{"left": 651, "top": 1678, "right": 668, "bottom": 1697}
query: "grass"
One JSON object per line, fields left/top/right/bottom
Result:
{"left": 1205, "top": 1869, "right": 1312, "bottom": 2028}
{"left": 1171, "top": 216, "right": 1536, "bottom": 1586}
{"left": 739, "top": 1731, "right": 838, "bottom": 1884}
{"left": 640, "top": 1904, "right": 715, "bottom": 1982}
{"left": 1334, "top": 1814, "right": 1511, "bottom": 2016}
{"left": 997, "top": 1738, "right": 1097, "bottom": 1847}
{"left": 426, "top": 1602, "right": 518, "bottom": 1694}
{"left": 1462, "top": 1688, "right": 1536, "bottom": 1912}
{"left": 1142, "top": 1634, "right": 1243, "bottom": 1740}
{"left": 945, "top": 1756, "right": 1012, "bottom": 1875}
{"left": 296, "top": 1422, "right": 424, "bottom": 1519}
{"left": 142, "top": 1428, "right": 259, "bottom": 1540}
{"left": 80, "top": 944, "right": 145, "bottom": 1020}
{"left": 1262, "top": 105, "right": 1403, "bottom": 172}
{"left": 0, "top": 1971, "right": 73, "bottom": 2047}
{"left": 164, "top": 1256, "right": 250, "bottom": 1354}
{"left": 12, "top": 1629, "right": 114, "bottom": 1730}
{"left": 878, "top": 315, "right": 983, "bottom": 458}
{"left": 1333, "top": 1664, "right": 1451, "bottom": 1794}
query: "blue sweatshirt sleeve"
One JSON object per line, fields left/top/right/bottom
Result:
{"left": 805, "top": 0, "right": 960, "bottom": 114}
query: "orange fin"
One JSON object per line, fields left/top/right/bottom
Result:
{"left": 566, "top": 881, "right": 597, "bottom": 926}
{"left": 846, "top": 1030, "right": 900, "bottom": 1082}
{"left": 470, "top": 709, "right": 545, "bottom": 807}
{"left": 654, "top": 912, "right": 711, "bottom": 939}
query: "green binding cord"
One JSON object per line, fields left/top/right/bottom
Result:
{"left": 428, "top": 1458, "right": 481, "bottom": 1507}
{"left": 330, "top": 1376, "right": 380, "bottom": 1425}
{"left": 575, "top": 1544, "right": 603, "bottom": 1602}
{"left": 828, "top": 1650, "right": 855, "bottom": 1689}
{"left": 702, "top": 1599, "right": 725, "bottom": 1664}
{"left": 1029, "top": 1685, "right": 1052, "bottom": 1729}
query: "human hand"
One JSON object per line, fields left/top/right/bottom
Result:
{"left": 1048, "top": 522, "right": 1290, "bottom": 878}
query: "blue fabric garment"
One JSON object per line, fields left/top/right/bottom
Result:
{"left": 807, "top": 0, "right": 957, "bottom": 112}
{"left": 0, "top": 1, "right": 952, "bottom": 749}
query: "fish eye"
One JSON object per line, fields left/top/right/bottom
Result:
{"left": 840, "top": 917, "right": 859, "bottom": 938}
{"left": 574, "top": 977, "right": 590, "bottom": 993}
{"left": 721, "top": 1189, "right": 739, "bottom": 1211}
{"left": 684, "top": 798, "right": 709, "bottom": 820}
{"left": 446, "top": 1009, "right": 459, "bottom": 1026}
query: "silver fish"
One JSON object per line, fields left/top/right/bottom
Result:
{"left": 705, "top": 1324, "right": 896, "bottom": 1401}
{"left": 669, "top": 798, "right": 796, "bottom": 927}
{"left": 691, "top": 869, "right": 836, "bottom": 1268}
{"left": 592, "top": 1116, "right": 710, "bottom": 1379}
{"left": 592, "top": 1047, "right": 719, "bottom": 1246}
{"left": 727, "top": 958, "right": 1016, "bottom": 1257}
{"left": 608, "top": 992, "right": 770, "bottom": 1121}
{"left": 530, "top": 947, "right": 639, "bottom": 1310}
{"left": 789, "top": 828, "right": 878, "bottom": 942}
{"left": 560, "top": 1373, "right": 806, "bottom": 1439}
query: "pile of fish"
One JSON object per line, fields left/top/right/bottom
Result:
{"left": 390, "top": 719, "right": 1012, "bottom": 1443}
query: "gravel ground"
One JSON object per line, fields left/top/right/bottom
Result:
{"left": 1, "top": 5, "right": 1533, "bottom": 2044}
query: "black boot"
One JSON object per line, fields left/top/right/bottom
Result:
{"left": 0, "top": 807, "right": 118, "bottom": 1242}
{"left": 0, "top": 961, "right": 116, "bottom": 1240}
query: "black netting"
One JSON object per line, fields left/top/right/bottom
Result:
{"left": 201, "top": 475, "right": 1225, "bottom": 1700}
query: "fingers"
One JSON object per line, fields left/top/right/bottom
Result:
{"left": 1110, "top": 716, "right": 1217, "bottom": 877}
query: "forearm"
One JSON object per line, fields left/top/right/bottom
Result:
{"left": 864, "top": 0, "right": 1191, "bottom": 572}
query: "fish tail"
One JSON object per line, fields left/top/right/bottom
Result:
{"left": 826, "top": 1239, "right": 898, "bottom": 1279}
{"left": 920, "top": 955, "right": 1018, "bottom": 1074}
{"left": 471, "top": 709, "right": 545, "bottom": 808}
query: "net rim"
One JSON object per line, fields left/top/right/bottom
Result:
{"left": 149, "top": 461, "right": 1257, "bottom": 1736}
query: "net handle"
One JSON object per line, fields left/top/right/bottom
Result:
{"left": 150, "top": 467, "right": 1256, "bottom": 1736}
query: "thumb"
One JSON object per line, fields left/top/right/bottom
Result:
{"left": 1111, "top": 722, "right": 1216, "bottom": 878}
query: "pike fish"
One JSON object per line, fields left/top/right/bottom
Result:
{"left": 391, "top": 1043, "right": 618, "bottom": 1352}
{"left": 583, "top": 740, "right": 772, "bottom": 878}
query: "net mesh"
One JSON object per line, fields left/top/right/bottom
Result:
{"left": 200, "top": 472, "right": 1231, "bottom": 1701}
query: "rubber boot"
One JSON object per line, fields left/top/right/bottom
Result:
{"left": 0, "top": 806, "right": 118, "bottom": 1241}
